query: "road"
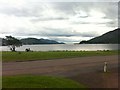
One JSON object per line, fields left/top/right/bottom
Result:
{"left": 3, "top": 55, "right": 118, "bottom": 76}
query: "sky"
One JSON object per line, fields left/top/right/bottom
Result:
{"left": 0, "top": 0, "right": 119, "bottom": 43}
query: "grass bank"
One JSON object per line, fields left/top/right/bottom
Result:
{"left": 2, "top": 75, "right": 86, "bottom": 88}
{"left": 2, "top": 50, "right": 119, "bottom": 62}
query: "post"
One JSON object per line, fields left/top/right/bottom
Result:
{"left": 104, "top": 62, "right": 107, "bottom": 72}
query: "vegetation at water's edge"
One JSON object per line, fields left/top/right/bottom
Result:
{"left": 2, "top": 75, "right": 87, "bottom": 88}
{"left": 2, "top": 50, "right": 119, "bottom": 62}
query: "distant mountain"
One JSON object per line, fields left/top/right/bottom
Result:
{"left": 80, "top": 28, "right": 120, "bottom": 44}
{"left": 21, "top": 38, "right": 64, "bottom": 45}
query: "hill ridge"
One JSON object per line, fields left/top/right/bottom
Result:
{"left": 80, "top": 28, "right": 119, "bottom": 44}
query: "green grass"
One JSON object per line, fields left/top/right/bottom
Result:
{"left": 2, "top": 75, "right": 86, "bottom": 88}
{"left": 2, "top": 50, "right": 119, "bottom": 62}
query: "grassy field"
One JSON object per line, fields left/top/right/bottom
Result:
{"left": 2, "top": 75, "right": 87, "bottom": 88}
{"left": 2, "top": 50, "right": 119, "bottom": 62}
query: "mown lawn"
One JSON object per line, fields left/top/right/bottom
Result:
{"left": 2, "top": 75, "right": 87, "bottom": 88}
{"left": 2, "top": 50, "right": 119, "bottom": 62}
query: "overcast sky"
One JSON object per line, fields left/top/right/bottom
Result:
{"left": 0, "top": 0, "right": 118, "bottom": 43}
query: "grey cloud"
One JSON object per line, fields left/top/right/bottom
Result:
{"left": 52, "top": 2, "right": 117, "bottom": 27}
{"left": 0, "top": 8, "right": 43, "bottom": 17}
{"left": 31, "top": 17, "right": 68, "bottom": 22}
{"left": 46, "top": 32, "right": 98, "bottom": 37}
{"left": 33, "top": 27, "right": 99, "bottom": 37}
{"left": 51, "top": 2, "right": 117, "bottom": 18}
{"left": 0, "top": 2, "right": 45, "bottom": 17}
{"left": 0, "top": 2, "right": 117, "bottom": 24}
{"left": 71, "top": 21, "right": 107, "bottom": 25}
{"left": 71, "top": 18, "right": 114, "bottom": 25}
{"left": 106, "top": 20, "right": 118, "bottom": 27}
{"left": 11, "top": 26, "right": 98, "bottom": 38}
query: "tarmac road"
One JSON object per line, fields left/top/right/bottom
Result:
{"left": 3, "top": 55, "right": 118, "bottom": 76}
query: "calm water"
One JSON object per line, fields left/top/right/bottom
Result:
{"left": 0, "top": 44, "right": 119, "bottom": 51}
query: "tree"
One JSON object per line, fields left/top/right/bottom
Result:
{"left": 5, "top": 36, "right": 22, "bottom": 51}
